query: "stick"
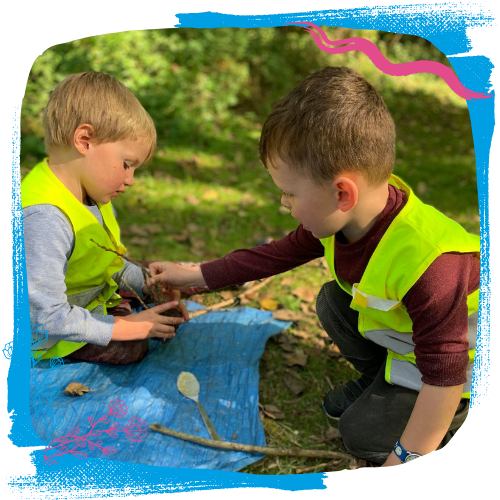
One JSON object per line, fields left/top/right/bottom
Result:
{"left": 118, "top": 278, "right": 150, "bottom": 310}
{"left": 149, "top": 423, "right": 352, "bottom": 460}
{"left": 189, "top": 276, "right": 275, "bottom": 319}
{"left": 90, "top": 238, "right": 149, "bottom": 274}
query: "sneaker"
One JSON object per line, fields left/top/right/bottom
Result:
{"left": 322, "top": 378, "right": 370, "bottom": 420}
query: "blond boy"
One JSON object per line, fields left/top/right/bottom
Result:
{"left": 22, "top": 72, "right": 187, "bottom": 361}
{"left": 148, "top": 67, "right": 479, "bottom": 465}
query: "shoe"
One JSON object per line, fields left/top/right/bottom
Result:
{"left": 322, "top": 378, "right": 370, "bottom": 420}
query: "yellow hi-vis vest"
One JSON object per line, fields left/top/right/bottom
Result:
{"left": 320, "top": 175, "right": 480, "bottom": 399}
{"left": 22, "top": 159, "right": 126, "bottom": 359}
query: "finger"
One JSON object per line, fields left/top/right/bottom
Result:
{"left": 178, "top": 301, "right": 190, "bottom": 322}
{"left": 151, "top": 301, "right": 179, "bottom": 312}
{"left": 154, "top": 324, "right": 177, "bottom": 334}
{"left": 158, "top": 316, "right": 185, "bottom": 326}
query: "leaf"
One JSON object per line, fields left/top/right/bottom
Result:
{"left": 128, "top": 223, "right": 149, "bottom": 237}
{"left": 76, "top": 438, "right": 87, "bottom": 447}
{"left": 258, "top": 403, "right": 285, "bottom": 420}
{"left": 71, "top": 451, "right": 88, "bottom": 459}
{"left": 218, "top": 291, "right": 234, "bottom": 300}
{"left": 65, "top": 383, "right": 90, "bottom": 397}
{"left": 299, "top": 302, "right": 316, "bottom": 317}
{"left": 44, "top": 456, "right": 58, "bottom": 465}
{"left": 129, "top": 237, "right": 150, "bottom": 247}
{"left": 280, "top": 277, "right": 295, "bottom": 286}
{"left": 185, "top": 194, "right": 200, "bottom": 206}
{"left": 54, "top": 417, "right": 64, "bottom": 430}
{"left": 292, "top": 287, "right": 316, "bottom": 303}
{"left": 259, "top": 298, "right": 279, "bottom": 311}
{"left": 272, "top": 310, "right": 303, "bottom": 321}
{"left": 283, "top": 374, "right": 305, "bottom": 396}
{"left": 88, "top": 416, "right": 95, "bottom": 427}
{"left": 282, "top": 348, "right": 308, "bottom": 367}
{"left": 68, "top": 427, "right": 80, "bottom": 437}
{"left": 291, "top": 330, "right": 313, "bottom": 340}
{"left": 327, "top": 344, "right": 342, "bottom": 358}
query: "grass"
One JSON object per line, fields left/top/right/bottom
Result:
{"left": 19, "top": 45, "right": 479, "bottom": 474}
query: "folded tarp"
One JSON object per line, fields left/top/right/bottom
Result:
{"left": 30, "top": 304, "right": 291, "bottom": 471}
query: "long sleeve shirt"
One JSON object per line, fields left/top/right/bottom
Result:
{"left": 201, "top": 185, "right": 480, "bottom": 387}
{"left": 23, "top": 203, "right": 144, "bottom": 347}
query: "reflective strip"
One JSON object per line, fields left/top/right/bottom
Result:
{"left": 352, "top": 283, "right": 400, "bottom": 311}
{"left": 386, "top": 351, "right": 473, "bottom": 399}
{"left": 364, "top": 329, "right": 415, "bottom": 356}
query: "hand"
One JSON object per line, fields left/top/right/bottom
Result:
{"left": 147, "top": 261, "right": 205, "bottom": 292}
{"left": 142, "top": 282, "right": 189, "bottom": 322}
{"left": 112, "top": 301, "right": 185, "bottom": 341}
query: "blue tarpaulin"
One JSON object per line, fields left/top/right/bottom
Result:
{"left": 30, "top": 304, "right": 291, "bottom": 471}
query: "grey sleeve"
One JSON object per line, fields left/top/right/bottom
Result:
{"left": 113, "top": 261, "right": 145, "bottom": 297}
{"left": 23, "top": 205, "right": 114, "bottom": 346}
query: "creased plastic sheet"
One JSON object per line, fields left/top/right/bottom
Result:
{"left": 30, "top": 304, "right": 291, "bottom": 471}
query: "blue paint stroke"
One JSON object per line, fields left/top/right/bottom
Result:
{"left": 7, "top": 3, "right": 496, "bottom": 498}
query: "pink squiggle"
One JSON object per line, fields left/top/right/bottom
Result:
{"left": 289, "top": 22, "right": 491, "bottom": 101}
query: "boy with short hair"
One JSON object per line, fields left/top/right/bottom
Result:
{"left": 148, "top": 67, "right": 479, "bottom": 466}
{"left": 22, "top": 72, "right": 188, "bottom": 361}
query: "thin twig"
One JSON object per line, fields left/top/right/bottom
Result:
{"left": 90, "top": 238, "right": 150, "bottom": 275}
{"left": 189, "top": 276, "right": 275, "bottom": 319}
{"left": 118, "top": 278, "right": 150, "bottom": 310}
{"left": 149, "top": 423, "right": 353, "bottom": 460}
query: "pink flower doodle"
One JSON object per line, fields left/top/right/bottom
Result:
{"left": 290, "top": 22, "right": 492, "bottom": 101}
{"left": 42, "top": 399, "right": 147, "bottom": 465}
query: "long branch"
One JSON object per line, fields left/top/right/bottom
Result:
{"left": 149, "top": 423, "right": 352, "bottom": 460}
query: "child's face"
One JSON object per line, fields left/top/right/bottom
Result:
{"left": 80, "top": 139, "right": 150, "bottom": 204}
{"left": 268, "top": 159, "right": 344, "bottom": 239}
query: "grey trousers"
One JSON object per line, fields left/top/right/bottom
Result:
{"left": 316, "top": 280, "right": 469, "bottom": 464}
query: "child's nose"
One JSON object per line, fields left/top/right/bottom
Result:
{"left": 125, "top": 171, "right": 135, "bottom": 186}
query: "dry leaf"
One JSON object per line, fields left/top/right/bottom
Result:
{"left": 292, "top": 287, "right": 316, "bottom": 303}
{"left": 65, "top": 382, "right": 90, "bottom": 397}
{"left": 304, "top": 347, "right": 323, "bottom": 359}
{"left": 259, "top": 298, "right": 279, "bottom": 311}
{"left": 186, "top": 223, "right": 200, "bottom": 232}
{"left": 273, "top": 310, "right": 304, "bottom": 321}
{"left": 171, "top": 231, "right": 190, "bottom": 243}
{"left": 243, "top": 291, "right": 259, "bottom": 300}
{"left": 190, "top": 294, "right": 205, "bottom": 304}
{"left": 299, "top": 302, "right": 316, "bottom": 317}
{"left": 280, "top": 277, "right": 295, "bottom": 286}
{"left": 142, "top": 223, "right": 163, "bottom": 234}
{"left": 327, "top": 344, "right": 342, "bottom": 358}
{"left": 282, "top": 348, "right": 308, "bottom": 367}
{"left": 259, "top": 403, "right": 285, "bottom": 420}
{"left": 239, "top": 296, "right": 251, "bottom": 305}
{"left": 283, "top": 374, "right": 305, "bottom": 396}
{"left": 276, "top": 333, "right": 299, "bottom": 345}
{"left": 292, "top": 330, "right": 313, "bottom": 340}
{"left": 280, "top": 343, "right": 297, "bottom": 353}
{"left": 219, "top": 291, "right": 234, "bottom": 300}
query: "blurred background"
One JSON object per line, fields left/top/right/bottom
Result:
{"left": 20, "top": 26, "right": 479, "bottom": 473}
{"left": 21, "top": 26, "right": 478, "bottom": 262}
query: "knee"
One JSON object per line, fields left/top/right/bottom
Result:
{"left": 338, "top": 407, "right": 390, "bottom": 464}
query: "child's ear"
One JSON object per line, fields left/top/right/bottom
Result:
{"left": 333, "top": 176, "right": 358, "bottom": 212}
{"left": 74, "top": 124, "right": 95, "bottom": 154}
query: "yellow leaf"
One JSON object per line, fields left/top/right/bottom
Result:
{"left": 259, "top": 298, "right": 279, "bottom": 311}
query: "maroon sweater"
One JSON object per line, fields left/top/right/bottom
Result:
{"left": 201, "top": 185, "right": 480, "bottom": 387}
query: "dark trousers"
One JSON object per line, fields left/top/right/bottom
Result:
{"left": 316, "top": 280, "right": 469, "bottom": 464}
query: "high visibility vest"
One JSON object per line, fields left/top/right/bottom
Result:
{"left": 320, "top": 175, "right": 480, "bottom": 398}
{"left": 22, "top": 159, "right": 126, "bottom": 358}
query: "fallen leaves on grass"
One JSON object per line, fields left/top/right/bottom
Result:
{"left": 327, "top": 344, "right": 342, "bottom": 358}
{"left": 218, "top": 291, "right": 234, "bottom": 300}
{"left": 280, "top": 277, "right": 295, "bottom": 286}
{"left": 259, "top": 298, "right": 279, "bottom": 311}
{"left": 282, "top": 348, "right": 308, "bottom": 367}
{"left": 259, "top": 403, "right": 285, "bottom": 420}
{"left": 292, "top": 287, "right": 316, "bottom": 303}
{"left": 283, "top": 374, "right": 305, "bottom": 396}
{"left": 273, "top": 310, "right": 304, "bottom": 321}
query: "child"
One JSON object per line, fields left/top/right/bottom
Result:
{"left": 148, "top": 67, "right": 479, "bottom": 466}
{"left": 22, "top": 72, "right": 188, "bottom": 363}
